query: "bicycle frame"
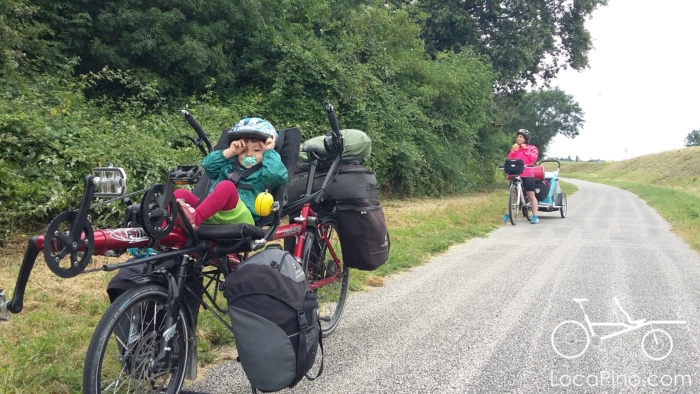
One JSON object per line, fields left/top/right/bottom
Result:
{"left": 575, "top": 301, "right": 686, "bottom": 343}
{"left": 509, "top": 176, "right": 530, "bottom": 210}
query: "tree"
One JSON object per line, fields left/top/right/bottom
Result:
{"left": 684, "top": 129, "right": 700, "bottom": 147}
{"left": 411, "top": 0, "right": 608, "bottom": 89}
{"left": 0, "top": 0, "right": 61, "bottom": 76}
{"left": 575, "top": 155, "right": 580, "bottom": 162}
{"left": 505, "top": 87, "right": 584, "bottom": 157}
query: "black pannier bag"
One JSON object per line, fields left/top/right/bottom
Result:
{"left": 504, "top": 159, "right": 525, "bottom": 175}
{"left": 224, "top": 249, "right": 322, "bottom": 392}
{"left": 336, "top": 198, "right": 390, "bottom": 271}
{"left": 287, "top": 159, "right": 380, "bottom": 204}
{"left": 534, "top": 179, "right": 549, "bottom": 201}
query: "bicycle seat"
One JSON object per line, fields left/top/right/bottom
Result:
{"left": 196, "top": 223, "right": 266, "bottom": 243}
{"left": 573, "top": 298, "right": 589, "bottom": 303}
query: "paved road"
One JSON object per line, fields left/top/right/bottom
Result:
{"left": 188, "top": 179, "right": 700, "bottom": 393}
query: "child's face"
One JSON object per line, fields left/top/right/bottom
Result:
{"left": 238, "top": 138, "right": 265, "bottom": 167}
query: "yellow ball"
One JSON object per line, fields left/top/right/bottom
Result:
{"left": 255, "top": 191, "right": 274, "bottom": 217}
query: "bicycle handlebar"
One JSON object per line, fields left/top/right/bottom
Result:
{"left": 179, "top": 110, "right": 213, "bottom": 155}
{"left": 325, "top": 102, "right": 341, "bottom": 138}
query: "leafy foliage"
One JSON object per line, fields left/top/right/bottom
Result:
{"left": 0, "top": 0, "right": 62, "bottom": 75}
{"left": 684, "top": 129, "right": 700, "bottom": 147}
{"left": 412, "top": 0, "right": 608, "bottom": 89}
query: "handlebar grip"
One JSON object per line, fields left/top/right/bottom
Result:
{"left": 325, "top": 103, "right": 341, "bottom": 136}
{"left": 180, "top": 110, "right": 213, "bottom": 152}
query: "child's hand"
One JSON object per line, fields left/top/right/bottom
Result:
{"left": 263, "top": 135, "right": 276, "bottom": 151}
{"left": 224, "top": 140, "right": 246, "bottom": 158}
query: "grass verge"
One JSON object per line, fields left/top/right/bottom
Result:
{"left": 0, "top": 180, "right": 577, "bottom": 392}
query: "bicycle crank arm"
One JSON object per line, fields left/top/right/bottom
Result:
{"left": 3, "top": 236, "right": 41, "bottom": 318}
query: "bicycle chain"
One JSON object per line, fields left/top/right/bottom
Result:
{"left": 90, "top": 187, "right": 151, "bottom": 208}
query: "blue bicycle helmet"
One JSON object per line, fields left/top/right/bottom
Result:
{"left": 227, "top": 117, "right": 278, "bottom": 144}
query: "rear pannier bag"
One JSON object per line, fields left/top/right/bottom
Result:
{"left": 224, "top": 249, "right": 322, "bottom": 392}
{"left": 336, "top": 198, "right": 390, "bottom": 271}
{"left": 534, "top": 179, "right": 549, "bottom": 201}
{"left": 287, "top": 162, "right": 380, "bottom": 204}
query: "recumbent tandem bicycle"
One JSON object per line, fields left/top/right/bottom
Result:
{"left": 0, "top": 103, "right": 352, "bottom": 393}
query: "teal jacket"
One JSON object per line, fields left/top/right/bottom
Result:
{"left": 202, "top": 149, "right": 288, "bottom": 222}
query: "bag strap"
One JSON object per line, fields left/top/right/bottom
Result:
{"left": 305, "top": 321, "right": 324, "bottom": 381}
{"left": 294, "top": 309, "right": 308, "bottom": 384}
{"left": 228, "top": 162, "right": 263, "bottom": 190}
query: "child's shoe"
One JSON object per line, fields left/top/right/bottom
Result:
{"left": 502, "top": 214, "right": 510, "bottom": 222}
{"left": 176, "top": 199, "right": 199, "bottom": 232}
{"left": 530, "top": 215, "right": 540, "bottom": 224}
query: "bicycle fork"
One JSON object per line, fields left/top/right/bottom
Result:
{"left": 151, "top": 256, "right": 190, "bottom": 370}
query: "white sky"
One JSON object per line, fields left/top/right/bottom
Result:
{"left": 545, "top": 0, "right": 700, "bottom": 161}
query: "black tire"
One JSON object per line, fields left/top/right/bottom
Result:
{"left": 83, "top": 284, "right": 190, "bottom": 394}
{"left": 560, "top": 194, "right": 568, "bottom": 218}
{"left": 508, "top": 183, "right": 519, "bottom": 225}
{"left": 302, "top": 215, "right": 350, "bottom": 337}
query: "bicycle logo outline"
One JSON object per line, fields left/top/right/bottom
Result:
{"left": 551, "top": 295, "right": 686, "bottom": 361}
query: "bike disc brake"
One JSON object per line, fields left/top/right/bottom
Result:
{"left": 140, "top": 184, "right": 177, "bottom": 239}
{"left": 43, "top": 211, "right": 95, "bottom": 278}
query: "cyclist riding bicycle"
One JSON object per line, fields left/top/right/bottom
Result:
{"left": 503, "top": 129, "right": 540, "bottom": 224}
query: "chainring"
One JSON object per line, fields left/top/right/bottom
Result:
{"left": 43, "top": 210, "right": 95, "bottom": 278}
{"left": 140, "top": 184, "right": 177, "bottom": 239}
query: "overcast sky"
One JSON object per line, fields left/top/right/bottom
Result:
{"left": 545, "top": 0, "right": 700, "bottom": 161}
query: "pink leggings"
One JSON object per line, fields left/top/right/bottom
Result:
{"left": 174, "top": 181, "right": 240, "bottom": 227}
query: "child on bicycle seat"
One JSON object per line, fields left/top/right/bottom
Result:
{"left": 503, "top": 129, "right": 540, "bottom": 224}
{"left": 174, "top": 117, "right": 288, "bottom": 231}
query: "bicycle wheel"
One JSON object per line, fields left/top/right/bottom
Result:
{"left": 302, "top": 215, "right": 350, "bottom": 336}
{"left": 551, "top": 321, "right": 590, "bottom": 359}
{"left": 83, "top": 284, "right": 190, "bottom": 394}
{"left": 560, "top": 194, "right": 568, "bottom": 218}
{"left": 508, "top": 183, "right": 519, "bottom": 225}
{"left": 641, "top": 329, "right": 673, "bottom": 360}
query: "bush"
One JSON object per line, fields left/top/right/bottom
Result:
{"left": 0, "top": 73, "right": 206, "bottom": 238}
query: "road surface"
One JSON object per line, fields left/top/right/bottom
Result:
{"left": 188, "top": 179, "right": 700, "bottom": 393}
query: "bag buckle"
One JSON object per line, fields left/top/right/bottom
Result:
{"left": 297, "top": 310, "right": 308, "bottom": 330}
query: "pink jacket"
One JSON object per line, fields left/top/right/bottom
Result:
{"left": 507, "top": 144, "right": 539, "bottom": 177}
